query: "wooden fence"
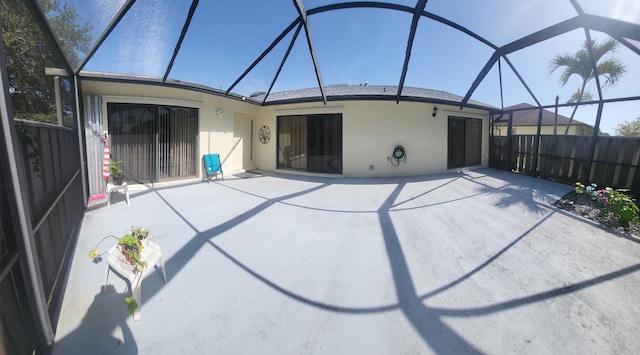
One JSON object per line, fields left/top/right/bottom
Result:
{"left": 490, "top": 134, "right": 640, "bottom": 196}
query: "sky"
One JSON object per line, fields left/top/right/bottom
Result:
{"left": 62, "top": 0, "right": 639, "bottom": 135}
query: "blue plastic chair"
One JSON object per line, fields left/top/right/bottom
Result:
{"left": 203, "top": 154, "right": 223, "bottom": 182}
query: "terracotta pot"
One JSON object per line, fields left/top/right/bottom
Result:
{"left": 120, "top": 243, "right": 131, "bottom": 262}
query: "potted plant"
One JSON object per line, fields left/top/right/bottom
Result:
{"left": 88, "top": 226, "right": 151, "bottom": 315}
{"left": 130, "top": 225, "right": 149, "bottom": 244}
{"left": 108, "top": 160, "right": 124, "bottom": 185}
{"left": 117, "top": 234, "right": 146, "bottom": 270}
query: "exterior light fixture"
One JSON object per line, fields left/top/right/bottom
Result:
{"left": 432, "top": 106, "right": 438, "bottom": 117}
{"left": 216, "top": 108, "right": 224, "bottom": 118}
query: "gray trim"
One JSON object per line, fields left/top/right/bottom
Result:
{"left": 502, "top": 55, "right": 540, "bottom": 107}
{"left": 461, "top": 14, "right": 640, "bottom": 107}
{"left": 396, "top": 0, "right": 428, "bottom": 103}
{"left": 78, "top": 72, "right": 262, "bottom": 105}
{"left": 76, "top": 0, "right": 137, "bottom": 73}
{"left": 293, "top": 0, "right": 326, "bottom": 104}
{"left": 227, "top": 19, "right": 300, "bottom": 96}
{"left": 74, "top": 75, "right": 88, "bottom": 208}
{"left": 263, "top": 23, "right": 304, "bottom": 105}
{"left": 257, "top": 84, "right": 494, "bottom": 109}
{"left": 164, "top": 0, "right": 200, "bottom": 82}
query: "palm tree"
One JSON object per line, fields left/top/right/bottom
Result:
{"left": 549, "top": 38, "right": 626, "bottom": 135}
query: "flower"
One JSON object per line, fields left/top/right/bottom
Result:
{"left": 88, "top": 249, "right": 99, "bottom": 260}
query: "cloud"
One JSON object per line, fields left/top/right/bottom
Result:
{"left": 611, "top": 0, "right": 640, "bottom": 22}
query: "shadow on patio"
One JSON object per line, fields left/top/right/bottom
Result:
{"left": 53, "top": 168, "right": 640, "bottom": 354}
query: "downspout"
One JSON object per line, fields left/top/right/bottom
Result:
{"left": 0, "top": 29, "right": 53, "bottom": 346}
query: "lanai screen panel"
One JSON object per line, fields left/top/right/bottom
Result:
{"left": 35, "top": 0, "right": 640, "bottom": 135}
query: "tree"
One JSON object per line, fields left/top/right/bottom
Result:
{"left": 549, "top": 38, "right": 626, "bottom": 135}
{"left": 615, "top": 117, "right": 640, "bottom": 137}
{"left": 1, "top": 0, "right": 91, "bottom": 122}
{"left": 37, "top": 0, "right": 92, "bottom": 68}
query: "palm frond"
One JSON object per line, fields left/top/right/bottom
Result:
{"left": 596, "top": 59, "right": 626, "bottom": 88}
{"left": 567, "top": 91, "right": 592, "bottom": 104}
{"left": 589, "top": 38, "right": 619, "bottom": 63}
{"left": 549, "top": 38, "right": 625, "bottom": 91}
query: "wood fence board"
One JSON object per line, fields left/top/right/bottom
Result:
{"left": 556, "top": 135, "right": 570, "bottom": 180}
{"left": 612, "top": 138, "right": 627, "bottom": 186}
{"left": 491, "top": 134, "right": 640, "bottom": 196}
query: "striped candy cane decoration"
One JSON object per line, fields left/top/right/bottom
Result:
{"left": 103, "top": 139, "right": 110, "bottom": 180}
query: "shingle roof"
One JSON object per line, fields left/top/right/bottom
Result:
{"left": 253, "top": 85, "right": 495, "bottom": 110}
{"left": 81, "top": 72, "right": 495, "bottom": 110}
{"left": 493, "top": 103, "right": 592, "bottom": 127}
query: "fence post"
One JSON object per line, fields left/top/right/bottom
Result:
{"left": 507, "top": 111, "right": 513, "bottom": 171}
{"left": 531, "top": 107, "right": 543, "bottom": 176}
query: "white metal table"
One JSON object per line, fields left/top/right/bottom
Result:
{"left": 105, "top": 240, "right": 166, "bottom": 321}
{"left": 106, "top": 182, "right": 130, "bottom": 206}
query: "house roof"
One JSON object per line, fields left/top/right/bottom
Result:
{"left": 80, "top": 72, "right": 497, "bottom": 110}
{"left": 252, "top": 84, "right": 496, "bottom": 110}
{"left": 493, "top": 103, "right": 592, "bottom": 127}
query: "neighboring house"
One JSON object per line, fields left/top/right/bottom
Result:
{"left": 81, "top": 76, "right": 495, "bottom": 185}
{"left": 492, "top": 103, "right": 594, "bottom": 136}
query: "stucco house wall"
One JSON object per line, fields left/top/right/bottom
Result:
{"left": 81, "top": 79, "right": 490, "bottom": 179}
{"left": 255, "top": 101, "right": 489, "bottom": 177}
{"left": 81, "top": 80, "right": 260, "bottom": 178}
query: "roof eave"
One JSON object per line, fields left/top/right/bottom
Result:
{"left": 262, "top": 94, "right": 494, "bottom": 111}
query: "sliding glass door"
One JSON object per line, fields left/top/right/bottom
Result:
{"left": 448, "top": 116, "right": 482, "bottom": 169}
{"left": 277, "top": 113, "right": 342, "bottom": 174}
{"left": 107, "top": 103, "right": 198, "bottom": 182}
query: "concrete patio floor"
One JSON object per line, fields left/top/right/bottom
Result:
{"left": 52, "top": 168, "right": 640, "bottom": 354}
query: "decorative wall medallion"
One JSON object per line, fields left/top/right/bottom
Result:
{"left": 259, "top": 125, "right": 271, "bottom": 144}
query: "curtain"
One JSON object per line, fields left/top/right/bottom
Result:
{"left": 161, "top": 107, "right": 198, "bottom": 180}
{"left": 107, "top": 103, "right": 198, "bottom": 182}
{"left": 278, "top": 115, "right": 307, "bottom": 169}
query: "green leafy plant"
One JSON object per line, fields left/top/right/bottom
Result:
{"left": 125, "top": 297, "right": 139, "bottom": 315}
{"left": 108, "top": 160, "right": 124, "bottom": 180}
{"left": 88, "top": 226, "right": 152, "bottom": 315}
{"left": 130, "top": 225, "right": 149, "bottom": 241}
{"left": 607, "top": 188, "right": 640, "bottom": 225}
{"left": 118, "top": 234, "right": 147, "bottom": 270}
{"left": 575, "top": 182, "right": 639, "bottom": 226}
{"left": 87, "top": 235, "right": 119, "bottom": 263}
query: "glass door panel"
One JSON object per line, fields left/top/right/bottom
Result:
{"left": 108, "top": 103, "right": 198, "bottom": 183}
{"left": 278, "top": 115, "right": 307, "bottom": 170}
{"left": 307, "top": 114, "right": 342, "bottom": 173}
{"left": 448, "top": 116, "right": 482, "bottom": 169}
{"left": 465, "top": 118, "right": 482, "bottom": 166}
{"left": 277, "top": 113, "right": 342, "bottom": 174}
{"left": 448, "top": 118, "right": 466, "bottom": 169}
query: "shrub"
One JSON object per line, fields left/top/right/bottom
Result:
{"left": 575, "top": 182, "right": 640, "bottom": 226}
